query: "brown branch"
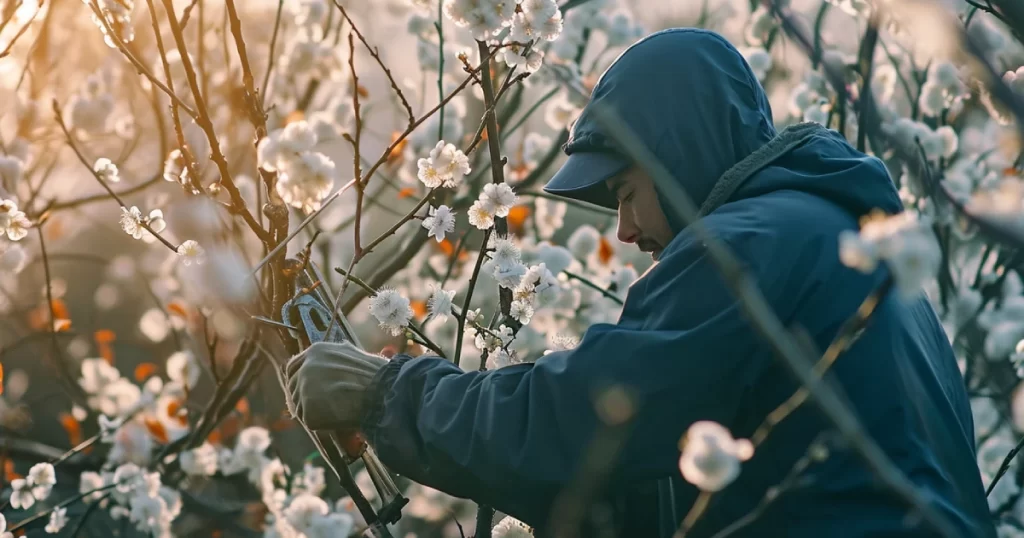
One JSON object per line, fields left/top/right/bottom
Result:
{"left": 260, "top": 0, "right": 285, "bottom": 108}
{"left": 334, "top": 2, "right": 416, "bottom": 127}
{"left": 52, "top": 101, "right": 179, "bottom": 252}
{"left": 49, "top": 173, "right": 164, "bottom": 210}
{"left": 454, "top": 229, "right": 492, "bottom": 367}
{"left": 224, "top": 0, "right": 267, "bottom": 136}
{"left": 475, "top": 40, "right": 515, "bottom": 322}
{"left": 86, "top": 0, "right": 199, "bottom": 120}
{"left": 349, "top": 32, "right": 364, "bottom": 255}
{"left": 0, "top": 0, "right": 41, "bottom": 59}
{"left": 36, "top": 225, "right": 86, "bottom": 404}
{"left": 158, "top": 0, "right": 272, "bottom": 245}
{"left": 144, "top": 0, "right": 203, "bottom": 193}
{"left": 251, "top": 46, "right": 503, "bottom": 275}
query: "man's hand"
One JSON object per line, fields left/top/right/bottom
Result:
{"left": 285, "top": 341, "right": 389, "bottom": 431}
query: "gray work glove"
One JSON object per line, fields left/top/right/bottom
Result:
{"left": 286, "top": 341, "right": 389, "bottom": 430}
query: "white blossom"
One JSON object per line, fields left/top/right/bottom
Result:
{"left": 0, "top": 243, "right": 27, "bottom": 274}
{"left": 0, "top": 199, "right": 30, "bottom": 241}
{"left": 739, "top": 47, "right": 772, "bottom": 81}
{"left": 276, "top": 151, "right": 336, "bottom": 213}
{"left": 422, "top": 204, "right": 456, "bottom": 242}
{"left": 98, "top": 414, "right": 121, "bottom": 442}
{"left": 94, "top": 157, "right": 120, "bottom": 183}
{"left": 480, "top": 182, "right": 518, "bottom": 217}
{"left": 306, "top": 513, "right": 356, "bottom": 538}
{"left": 128, "top": 492, "right": 169, "bottom": 535}
{"left": 510, "top": 299, "right": 535, "bottom": 324}
{"left": 534, "top": 196, "right": 566, "bottom": 239}
{"left": 167, "top": 350, "right": 201, "bottom": 389}
{"left": 113, "top": 463, "right": 145, "bottom": 494}
{"left": 45, "top": 506, "right": 67, "bottom": 534}
{"left": 427, "top": 287, "right": 457, "bottom": 323}
{"left": 284, "top": 493, "right": 330, "bottom": 534}
{"left": 417, "top": 141, "right": 471, "bottom": 188}
{"left": 78, "top": 472, "right": 106, "bottom": 503}
{"left": 494, "top": 260, "right": 527, "bottom": 289}
{"left": 10, "top": 478, "right": 35, "bottom": 509}
{"left": 443, "top": 0, "right": 517, "bottom": 40}
{"left": 679, "top": 421, "right": 753, "bottom": 492}
{"left": 176, "top": 240, "right": 206, "bottom": 266}
{"left": 567, "top": 225, "right": 601, "bottom": 260}
{"left": 119, "top": 206, "right": 166, "bottom": 242}
{"left": 492, "top": 515, "right": 533, "bottom": 537}
{"left": 839, "top": 212, "right": 941, "bottom": 297}
{"left": 468, "top": 199, "right": 496, "bottom": 230}
{"left": 0, "top": 155, "right": 24, "bottom": 185}
{"left": 180, "top": 441, "right": 218, "bottom": 476}
{"left": 490, "top": 236, "right": 521, "bottom": 268}
{"left": 27, "top": 462, "right": 56, "bottom": 500}
{"left": 475, "top": 324, "right": 513, "bottom": 353}
{"left": 368, "top": 287, "right": 414, "bottom": 336}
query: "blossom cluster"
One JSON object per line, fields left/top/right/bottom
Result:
{"left": 257, "top": 120, "right": 340, "bottom": 213}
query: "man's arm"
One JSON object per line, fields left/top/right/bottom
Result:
{"left": 360, "top": 233, "right": 802, "bottom": 527}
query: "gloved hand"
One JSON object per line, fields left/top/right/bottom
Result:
{"left": 286, "top": 341, "right": 389, "bottom": 431}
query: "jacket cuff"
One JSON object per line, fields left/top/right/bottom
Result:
{"left": 360, "top": 354, "right": 415, "bottom": 442}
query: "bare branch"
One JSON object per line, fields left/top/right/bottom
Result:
{"left": 86, "top": 0, "right": 199, "bottom": 120}
{"left": 53, "top": 101, "right": 179, "bottom": 252}
{"left": 334, "top": 2, "right": 416, "bottom": 127}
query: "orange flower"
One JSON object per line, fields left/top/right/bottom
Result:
{"left": 134, "top": 363, "right": 158, "bottom": 382}
{"left": 235, "top": 397, "right": 250, "bottom": 418}
{"left": 387, "top": 131, "right": 409, "bottom": 165}
{"left": 397, "top": 187, "right": 417, "bottom": 199}
{"left": 167, "top": 301, "right": 190, "bottom": 320}
{"left": 410, "top": 300, "right": 428, "bottom": 318}
{"left": 4, "top": 459, "right": 21, "bottom": 481}
{"left": 507, "top": 204, "right": 531, "bottom": 235}
{"left": 60, "top": 412, "right": 82, "bottom": 446}
{"left": 144, "top": 416, "right": 169, "bottom": 443}
{"left": 597, "top": 236, "right": 615, "bottom": 265}
{"left": 94, "top": 329, "right": 116, "bottom": 344}
{"left": 166, "top": 399, "right": 188, "bottom": 427}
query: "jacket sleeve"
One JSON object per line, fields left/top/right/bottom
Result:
{"left": 359, "top": 233, "right": 800, "bottom": 526}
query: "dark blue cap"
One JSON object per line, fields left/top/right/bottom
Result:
{"left": 541, "top": 28, "right": 778, "bottom": 222}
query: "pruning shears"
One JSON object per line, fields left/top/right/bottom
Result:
{"left": 280, "top": 257, "right": 408, "bottom": 537}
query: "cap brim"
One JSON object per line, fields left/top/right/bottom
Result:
{"left": 542, "top": 151, "right": 630, "bottom": 210}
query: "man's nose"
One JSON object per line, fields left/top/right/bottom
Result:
{"left": 616, "top": 210, "right": 639, "bottom": 244}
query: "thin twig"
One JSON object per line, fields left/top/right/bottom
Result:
{"left": 36, "top": 226, "right": 85, "bottom": 404}
{"left": 751, "top": 278, "right": 894, "bottom": 445}
{"left": 144, "top": 0, "right": 203, "bottom": 193}
{"left": 260, "top": 0, "right": 285, "bottom": 108}
{"left": 86, "top": 0, "right": 199, "bottom": 120}
{"left": 250, "top": 47, "right": 503, "bottom": 275}
{"left": 334, "top": 2, "right": 415, "bottom": 126}
{"left": 159, "top": 0, "right": 272, "bottom": 245}
{"left": 52, "top": 102, "right": 179, "bottom": 252}
{"left": 454, "top": 229, "right": 492, "bottom": 367}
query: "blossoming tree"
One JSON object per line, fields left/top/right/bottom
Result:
{"left": 1, "top": 0, "right": 1024, "bottom": 536}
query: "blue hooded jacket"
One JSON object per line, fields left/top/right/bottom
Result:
{"left": 360, "top": 29, "right": 996, "bottom": 537}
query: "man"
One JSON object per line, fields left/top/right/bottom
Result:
{"left": 287, "top": 29, "right": 995, "bottom": 537}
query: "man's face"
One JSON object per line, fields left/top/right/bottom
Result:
{"left": 605, "top": 166, "right": 675, "bottom": 261}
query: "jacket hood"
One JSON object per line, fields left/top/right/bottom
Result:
{"left": 543, "top": 28, "right": 902, "bottom": 231}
